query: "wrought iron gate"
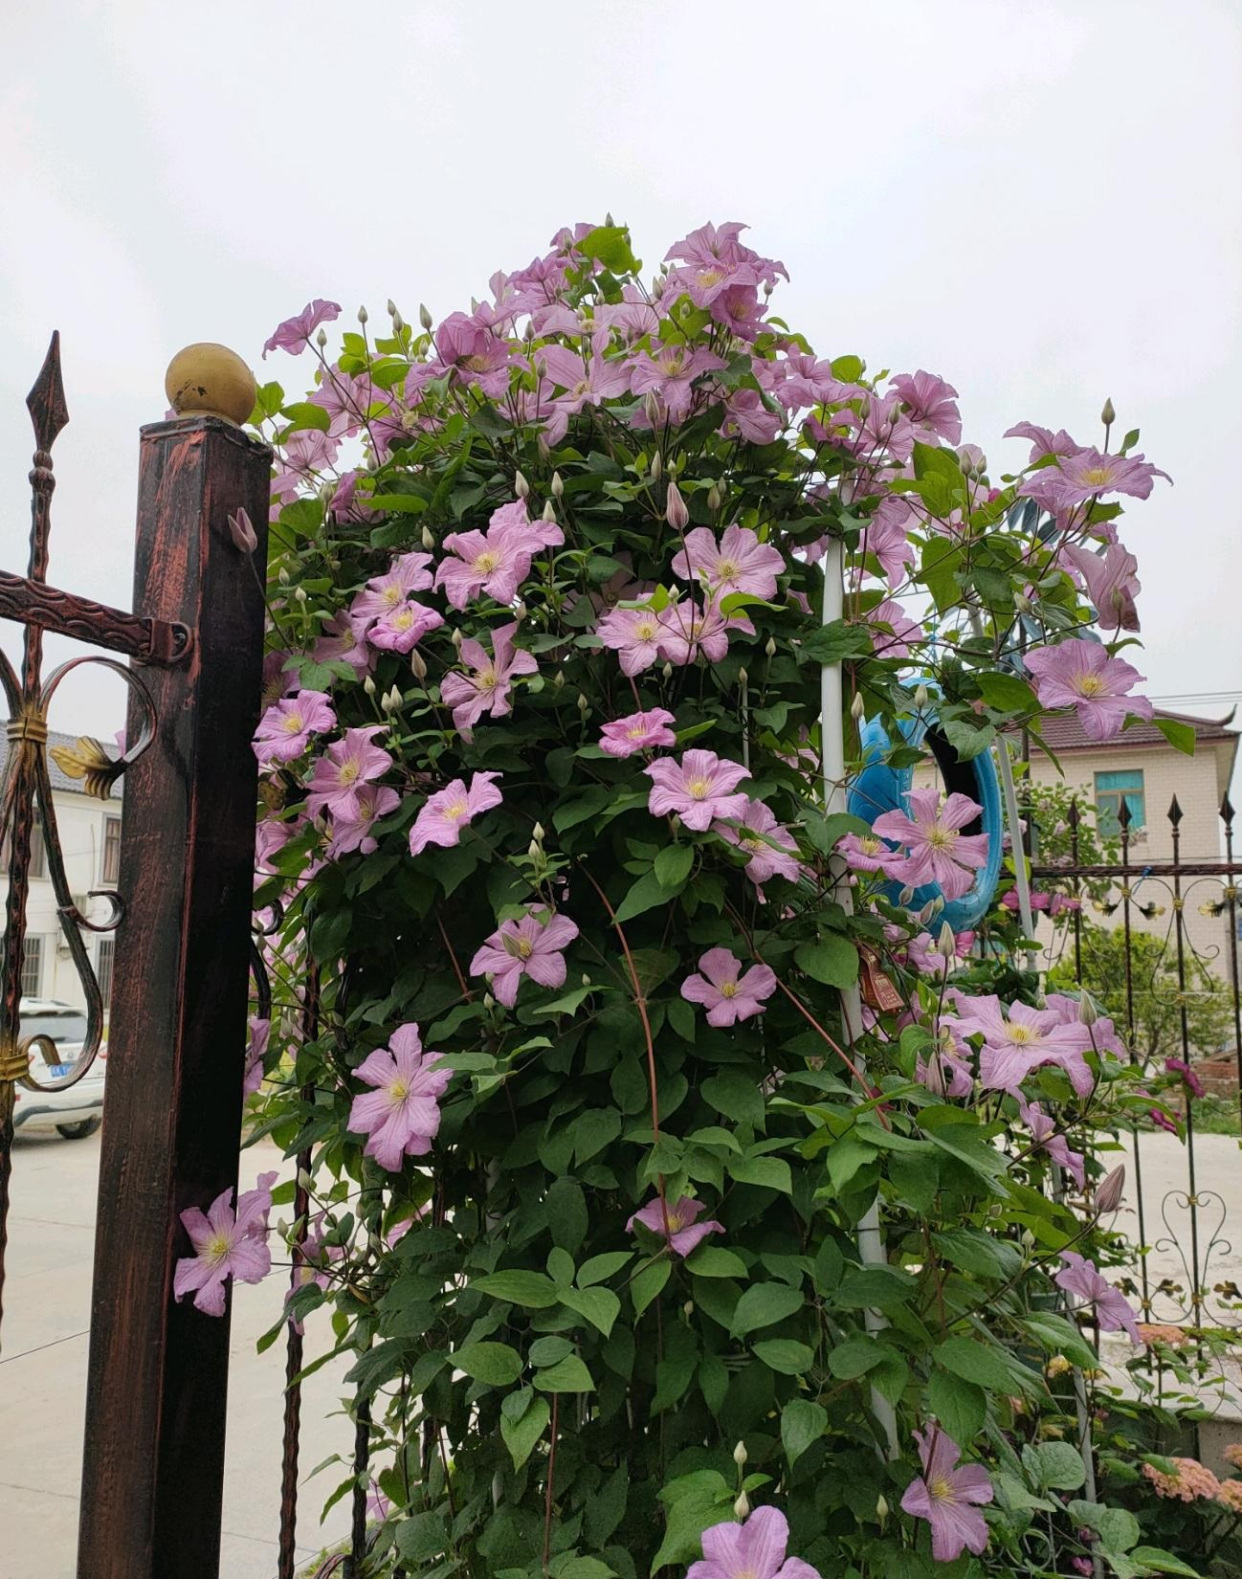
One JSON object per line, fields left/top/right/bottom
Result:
{"left": 0, "top": 334, "right": 270, "bottom": 1579}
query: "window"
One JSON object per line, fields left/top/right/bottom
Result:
{"left": 1095, "top": 769, "right": 1145, "bottom": 835}
{"left": 102, "top": 815, "right": 122, "bottom": 885}
{"left": 20, "top": 935, "right": 43, "bottom": 998}
{"left": 96, "top": 937, "right": 115, "bottom": 1007}
{"left": 29, "top": 810, "right": 45, "bottom": 879}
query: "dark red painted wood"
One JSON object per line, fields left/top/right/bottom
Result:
{"left": 0, "top": 568, "right": 190, "bottom": 664}
{"left": 77, "top": 414, "right": 270, "bottom": 1579}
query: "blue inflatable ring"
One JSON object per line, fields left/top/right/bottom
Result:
{"left": 847, "top": 710, "right": 1004, "bottom": 932}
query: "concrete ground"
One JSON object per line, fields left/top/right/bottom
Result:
{"left": 0, "top": 1122, "right": 1238, "bottom": 1578}
{"left": 0, "top": 1131, "right": 352, "bottom": 1579}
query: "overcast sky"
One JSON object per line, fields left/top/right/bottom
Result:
{"left": 0, "top": 0, "right": 1238, "bottom": 746}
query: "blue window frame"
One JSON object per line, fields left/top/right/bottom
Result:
{"left": 1095, "top": 769, "right": 1145, "bottom": 834}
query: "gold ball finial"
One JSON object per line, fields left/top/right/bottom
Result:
{"left": 165, "top": 343, "right": 257, "bottom": 426}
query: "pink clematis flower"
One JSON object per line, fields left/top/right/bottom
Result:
{"left": 1004, "top": 421, "right": 1080, "bottom": 463}
{"left": 536, "top": 344, "right": 630, "bottom": 443}
{"left": 901, "top": 1427, "right": 993, "bottom": 1562}
{"left": 1055, "top": 1251, "right": 1141, "bottom": 1342}
{"left": 866, "top": 598, "right": 926, "bottom": 660}
{"left": 627, "top": 343, "right": 727, "bottom": 423}
{"left": 306, "top": 727, "right": 392, "bottom": 822}
{"left": 243, "top": 1017, "right": 270, "bottom": 1098}
{"left": 253, "top": 691, "right": 336, "bottom": 765}
{"left": 315, "top": 611, "right": 375, "bottom": 677}
{"left": 672, "top": 525, "right": 785, "bottom": 600}
{"left": 1024, "top": 638, "right": 1153, "bottom": 742}
{"left": 1019, "top": 1098, "right": 1085, "bottom": 1187}
{"left": 862, "top": 497, "right": 917, "bottom": 587}
{"left": 1051, "top": 447, "right": 1171, "bottom": 507}
{"left": 263, "top": 299, "right": 341, "bottom": 358}
{"left": 890, "top": 371, "right": 962, "bottom": 446}
{"left": 916, "top": 1035, "right": 974, "bottom": 1099}
{"left": 837, "top": 831, "right": 898, "bottom": 874}
{"left": 946, "top": 993, "right": 1095, "bottom": 1098}
{"left": 627, "top": 1195, "right": 725, "bottom": 1260}
{"left": 440, "top": 622, "right": 537, "bottom": 739}
{"left": 688, "top": 1504, "right": 822, "bottom": 1579}
{"left": 367, "top": 600, "right": 443, "bottom": 653}
{"left": 432, "top": 311, "right": 514, "bottom": 398}
{"left": 348, "top": 1023, "right": 452, "bottom": 1172}
{"left": 1062, "top": 542, "right": 1141, "bottom": 633}
{"left": 326, "top": 783, "right": 401, "bottom": 859}
{"left": 656, "top": 599, "right": 752, "bottom": 667}
{"left": 681, "top": 947, "right": 776, "bottom": 1027}
{"left": 173, "top": 1171, "right": 277, "bottom": 1316}
{"left": 714, "top": 799, "right": 801, "bottom": 893}
{"left": 599, "top": 708, "right": 678, "bottom": 758}
{"left": 872, "top": 788, "right": 990, "bottom": 901}
{"left": 1165, "top": 1056, "right": 1206, "bottom": 1100}
{"left": 645, "top": 750, "right": 749, "bottom": 831}
{"left": 408, "top": 772, "right": 503, "bottom": 855}
{"left": 436, "top": 502, "right": 563, "bottom": 611}
{"left": 596, "top": 604, "right": 666, "bottom": 675}
{"left": 350, "top": 552, "right": 435, "bottom": 623}
{"left": 469, "top": 908, "right": 579, "bottom": 1007}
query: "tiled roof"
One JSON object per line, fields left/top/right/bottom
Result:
{"left": 0, "top": 726, "right": 122, "bottom": 800}
{"left": 1013, "top": 707, "right": 1238, "bottom": 755}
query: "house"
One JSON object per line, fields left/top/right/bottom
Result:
{"left": 0, "top": 728, "right": 122, "bottom": 1011}
{"left": 1020, "top": 706, "right": 1239, "bottom": 963}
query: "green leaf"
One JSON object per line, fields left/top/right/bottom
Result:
{"left": 781, "top": 1398, "right": 827, "bottom": 1466}
{"left": 977, "top": 671, "right": 1039, "bottom": 714}
{"left": 729, "top": 1282, "right": 804, "bottom": 1337}
{"left": 580, "top": 225, "right": 639, "bottom": 274}
{"left": 752, "top": 1338, "right": 814, "bottom": 1375}
{"left": 794, "top": 935, "right": 858, "bottom": 988}
{"left": 615, "top": 869, "right": 679, "bottom": 923}
{"left": 934, "top": 1336, "right": 1015, "bottom": 1393}
{"left": 927, "top": 1369, "right": 986, "bottom": 1446}
{"left": 1032, "top": 1439, "right": 1086, "bottom": 1491}
{"left": 654, "top": 844, "right": 695, "bottom": 888}
{"left": 534, "top": 1354, "right": 595, "bottom": 1393}
{"left": 577, "top": 1251, "right": 633, "bottom": 1287}
{"left": 500, "top": 1392, "right": 549, "bottom": 1469}
{"left": 1129, "top": 1547, "right": 1202, "bottom": 1577}
{"left": 1155, "top": 717, "right": 1195, "bottom": 756}
{"left": 547, "top": 1246, "right": 576, "bottom": 1288}
{"left": 473, "top": 1270, "right": 560, "bottom": 1308}
{"left": 281, "top": 401, "right": 331, "bottom": 432}
{"left": 833, "top": 1265, "right": 918, "bottom": 1310}
{"left": 728, "top": 1155, "right": 793, "bottom": 1194}
{"left": 455, "top": 1341, "right": 523, "bottom": 1386}
{"left": 827, "top": 1337, "right": 886, "bottom": 1380}
{"left": 701, "top": 1069, "right": 764, "bottom": 1127}
{"left": 652, "top": 1471, "right": 735, "bottom": 1572}
{"left": 369, "top": 493, "right": 429, "bottom": 516}
{"left": 831, "top": 354, "right": 864, "bottom": 382}
{"left": 631, "top": 1257, "right": 671, "bottom": 1316}
{"left": 573, "top": 1107, "right": 622, "bottom": 1164}
{"left": 919, "top": 540, "right": 965, "bottom": 613}
{"left": 1017, "top": 1311, "right": 1098, "bottom": 1371}
{"left": 801, "top": 619, "right": 874, "bottom": 667}
{"left": 686, "top": 1246, "right": 750, "bottom": 1279}
{"left": 559, "top": 1285, "right": 622, "bottom": 1338}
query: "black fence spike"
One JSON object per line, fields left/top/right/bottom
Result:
{"left": 1117, "top": 799, "right": 1133, "bottom": 830}
{"left": 26, "top": 330, "right": 69, "bottom": 455}
{"left": 1168, "top": 794, "right": 1183, "bottom": 827}
{"left": 1222, "top": 793, "right": 1235, "bottom": 826}
{"left": 1067, "top": 799, "right": 1080, "bottom": 828}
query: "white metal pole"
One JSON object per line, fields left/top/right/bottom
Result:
{"left": 821, "top": 539, "right": 899, "bottom": 1458}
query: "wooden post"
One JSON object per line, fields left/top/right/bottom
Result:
{"left": 78, "top": 349, "right": 269, "bottom": 1579}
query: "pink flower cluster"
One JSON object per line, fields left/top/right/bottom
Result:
{"left": 1141, "top": 1457, "right": 1221, "bottom": 1503}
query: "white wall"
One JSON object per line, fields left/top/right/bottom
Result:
{"left": 21, "top": 789, "right": 119, "bottom": 1010}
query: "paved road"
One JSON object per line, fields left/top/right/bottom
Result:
{"left": 0, "top": 1120, "right": 1238, "bottom": 1578}
{"left": 0, "top": 1130, "right": 352, "bottom": 1579}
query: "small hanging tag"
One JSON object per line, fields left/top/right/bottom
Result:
{"left": 857, "top": 943, "right": 903, "bottom": 1013}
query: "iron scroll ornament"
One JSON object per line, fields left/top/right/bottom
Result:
{"left": 847, "top": 705, "right": 1004, "bottom": 932}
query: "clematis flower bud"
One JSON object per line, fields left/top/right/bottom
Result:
{"left": 409, "top": 650, "right": 428, "bottom": 681}
{"left": 937, "top": 920, "right": 957, "bottom": 959}
{"left": 917, "top": 899, "right": 938, "bottom": 926}
{"left": 483, "top": 993, "right": 495, "bottom": 1011}
{"left": 382, "top": 686, "right": 402, "bottom": 714}
{"left": 604, "top": 211, "right": 615, "bottom": 227}
{"left": 738, "top": 668, "right": 748, "bottom": 687}
{"left": 357, "top": 305, "right": 368, "bottom": 325}
{"left": 734, "top": 1491, "right": 750, "bottom": 1520}
{"left": 898, "top": 886, "right": 915, "bottom": 907}
{"left": 513, "top": 600, "right": 527, "bottom": 622}
{"left": 277, "top": 566, "right": 290, "bottom": 585}
{"left": 683, "top": 1300, "right": 694, "bottom": 1319}
{"left": 316, "top": 328, "right": 328, "bottom": 349}
{"left": 665, "top": 480, "right": 689, "bottom": 532}
{"left": 551, "top": 471, "right": 564, "bottom": 499}
{"left": 542, "top": 499, "right": 557, "bottom": 523}
{"left": 515, "top": 470, "right": 530, "bottom": 499}
{"left": 227, "top": 508, "right": 258, "bottom": 554}
{"left": 294, "top": 586, "right": 308, "bottom": 604}
{"left": 914, "top": 683, "right": 930, "bottom": 709}
{"left": 386, "top": 299, "right": 398, "bottom": 319}
{"left": 645, "top": 391, "right": 661, "bottom": 427}
{"left": 650, "top": 449, "right": 663, "bottom": 483}
{"left": 419, "top": 303, "right": 433, "bottom": 331}
{"left": 651, "top": 275, "right": 665, "bottom": 300}
{"left": 528, "top": 838, "right": 542, "bottom": 861}
{"left": 1095, "top": 1164, "right": 1125, "bottom": 1215}
{"left": 581, "top": 973, "right": 590, "bottom": 986}
{"left": 876, "top": 1494, "right": 889, "bottom": 1522}
{"left": 523, "top": 319, "right": 535, "bottom": 344}
{"left": 392, "top": 311, "right": 404, "bottom": 333}
{"left": 1078, "top": 991, "right": 1098, "bottom": 1027}
{"left": 850, "top": 692, "right": 865, "bottom": 721}
{"left": 537, "top": 434, "right": 551, "bottom": 463}
{"left": 363, "top": 675, "right": 377, "bottom": 697}
{"left": 553, "top": 670, "right": 565, "bottom": 690}
{"left": 764, "top": 637, "right": 777, "bottom": 658}
{"left": 451, "top": 627, "right": 463, "bottom": 651}
{"left": 707, "top": 482, "right": 723, "bottom": 513}
{"left": 421, "top": 525, "right": 435, "bottom": 551}
{"left": 733, "top": 1441, "right": 748, "bottom": 1467}
{"left": 662, "top": 662, "right": 673, "bottom": 681}
{"left": 532, "top": 823, "right": 545, "bottom": 843}
{"left": 576, "top": 692, "right": 589, "bottom": 716}
{"left": 1101, "top": 397, "right": 1116, "bottom": 428}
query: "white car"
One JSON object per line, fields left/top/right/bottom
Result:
{"left": 11, "top": 998, "right": 105, "bottom": 1139}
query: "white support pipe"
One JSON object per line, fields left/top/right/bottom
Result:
{"left": 821, "top": 539, "right": 899, "bottom": 1459}
{"left": 995, "top": 733, "right": 1037, "bottom": 942}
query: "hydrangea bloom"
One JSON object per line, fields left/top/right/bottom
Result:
{"left": 253, "top": 691, "right": 336, "bottom": 766}
{"left": 173, "top": 1171, "right": 277, "bottom": 1316}
{"left": 1141, "top": 1457, "right": 1221, "bottom": 1502}
{"left": 409, "top": 772, "right": 503, "bottom": 855}
{"left": 687, "top": 1504, "right": 822, "bottom": 1579}
{"left": 672, "top": 525, "right": 785, "bottom": 599}
{"left": 598, "top": 708, "right": 677, "bottom": 758}
{"left": 901, "top": 1426, "right": 993, "bottom": 1562}
{"left": 440, "top": 622, "right": 538, "bottom": 739}
{"left": 871, "top": 788, "right": 989, "bottom": 901}
{"left": 1055, "top": 1251, "right": 1140, "bottom": 1342}
{"left": 627, "top": 1194, "right": 724, "bottom": 1259}
{"left": 645, "top": 750, "right": 749, "bottom": 830}
{"left": 681, "top": 947, "right": 776, "bottom": 1027}
{"left": 348, "top": 1024, "right": 452, "bottom": 1171}
{"left": 1024, "top": 639, "right": 1153, "bottom": 742}
{"left": 469, "top": 909, "right": 579, "bottom": 1007}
